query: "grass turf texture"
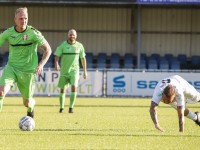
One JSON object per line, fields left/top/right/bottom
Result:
{"left": 0, "top": 97, "right": 200, "bottom": 149}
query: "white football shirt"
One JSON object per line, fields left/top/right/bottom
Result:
{"left": 152, "top": 75, "right": 200, "bottom": 107}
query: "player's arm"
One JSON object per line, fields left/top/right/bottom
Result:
{"left": 0, "top": 30, "right": 8, "bottom": 48}
{"left": 149, "top": 101, "right": 165, "bottom": 132}
{"left": 177, "top": 105, "right": 184, "bottom": 132}
{"left": 54, "top": 55, "right": 60, "bottom": 71}
{"left": 35, "top": 41, "right": 52, "bottom": 75}
{"left": 81, "top": 57, "right": 87, "bottom": 79}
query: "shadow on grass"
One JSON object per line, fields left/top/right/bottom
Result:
{"left": 6, "top": 128, "right": 200, "bottom": 137}
{"left": 3, "top": 104, "right": 200, "bottom": 108}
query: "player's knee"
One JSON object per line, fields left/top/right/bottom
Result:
{"left": 71, "top": 86, "right": 77, "bottom": 92}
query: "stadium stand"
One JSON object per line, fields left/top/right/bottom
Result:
{"left": 178, "top": 54, "right": 187, "bottom": 65}
{"left": 124, "top": 53, "right": 134, "bottom": 68}
{"left": 191, "top": 55, "right": 200, "bottom": 65}
{"left": 148, "top": 59, "right": 158, "bottom": 69}
{"left": 97, "top": 53, "right": 107, "bottom": 69}
{"left": 86, "top": 52, "right": 93, "bottom": 68}
{"left": 158, "top": 57, "right": 167, "bottom": 64}
{"left": 164, "top": 54, "right": 174, "bottom": 60}
{"left": 170, "top": 60, "right": 180, "bottom": 70}
{"left": 141, "top": 53, "right": 147, "bottom": 60}
{"left": 2, "top": 52, "right": 9, "bottom": 67}
{"left": 110, "top": 53, "right": 120, "bottom": 68}
{"left": 139, "top": 59, "right": 146, "bottom": 69}
{"left": 159, "top": 59, "right": 169, "bottom": 70}
{"left": 151, "top": 53, "right": 160, "bottom": 61}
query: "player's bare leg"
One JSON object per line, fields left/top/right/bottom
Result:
{"left": 69, "top": 85, "right": 77, "bottom": 113}
{"left": 0, "top": 85, "right": 11, "bottom": 112}
{"left": 23, "top": 97, "right": 35, "bottom": 118}
{"left": 59, "top": 88, "right": 66, "bottom": 113}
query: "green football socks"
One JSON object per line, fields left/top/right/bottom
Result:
{"left": 27, "top": 98, "right": 35, "bottom": 113}
{"left": 59, "top": 93, "right": 65, "bottom": 109}
{"left": 0, "top": 96, "right": 4, "bottom": 112}
{"left": 70, "top": 92, "right": 77, "bottom": 108}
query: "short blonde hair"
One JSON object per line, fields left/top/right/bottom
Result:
{"left": 15, "top": 7, "right": 28, "bottom": 17}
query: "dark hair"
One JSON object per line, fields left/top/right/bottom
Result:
{"left": 163, "top": 85, "right": 176, "bottom": 98}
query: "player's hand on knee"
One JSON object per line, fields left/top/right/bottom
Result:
{"left": 155, "top": 124, "right": 165, "bottom": 132}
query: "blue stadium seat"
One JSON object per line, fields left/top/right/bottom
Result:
{"left": 168, "top": 57, "right": 178, "bottom": 65}
{"left": 97, "top": 53, "right": 107, "bottom": 63}
{"left": 191, "top": 55, "right": 200, "bottom": 65}
{"left": 178, "top": 54, "right": 187, "bottom": 65}
{"left": 139, "top": 59, "right": 146, "bottom": 69}
{"left": 151, "top": 53, "right": 160, "bottom": 61}
{"left": 124, "top": 53, "right": 134, "bottom": 68}
{"left": 85, "top": 52, "right": 93, "bottom": 64}
{"left": 164, "top": 54, "right": 174, "bottom": 60}
{"left": 148, "top": 59, "right": 158, "bottom": 69}
{"left": 159, "top": 59, "right": 169, "bottom": 69}
{"left": 158, "top": 57, "right": 167, "bottom": 64}
{"left": 110, "top": 63, "right": 120, "bottom": 68}
{"left": 110, "top": 53, "right": 120, "bottom": 68}
{"left": 110, "top": 53, "right": 120, "bottom": 63}
{"left": 97, "top": 63, "right": 106, "bottom": 69}
{"left": 2, "top": 52, "right": 9, "bottom": 67}
{"left": 124, "top": 53, "right": 134, "bottom": 60}
{"left": 87, "top": 63, "right": 93, "bottom": 68}
{"left": 170, "top": 60, "right": 180, "bottom": 70}
{"left": 141, "top": 53, "right": 147, "bottom": 60}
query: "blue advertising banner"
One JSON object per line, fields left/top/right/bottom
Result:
{"left": 138, "top": 0, "right": 200, "bottom": 4}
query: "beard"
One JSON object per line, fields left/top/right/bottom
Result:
{"left": 69, "top": 38, "right": 75, "bottom": 43}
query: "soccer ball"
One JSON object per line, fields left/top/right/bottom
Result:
{"left": 19, "top": 116, "right": 35, "bottom": 131}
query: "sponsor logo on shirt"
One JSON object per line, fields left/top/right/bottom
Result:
{"left": 11, "top": 36, "right": 16, "bottom": 38}
{"left": 74, "top": 47, "right": 78, "bottom": 51}
{"left": 23, "top": 34, "right": 28, "bottom": 41}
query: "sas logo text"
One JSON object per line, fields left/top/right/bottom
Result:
{"left": 113, "top": 75, "right": 126, "bottom": 93}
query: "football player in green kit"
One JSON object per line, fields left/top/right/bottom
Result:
{"left": 54, "top": 29, "right": 87, "bottom": 113}
{"left": 0, "top": 7, "right": 52, "bottom": 118}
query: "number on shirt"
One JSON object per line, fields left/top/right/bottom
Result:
{"left": 162, "top": 79, "right": 171, "bottom": 83}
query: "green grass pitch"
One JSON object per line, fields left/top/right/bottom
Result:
{"left": 0, "top": 97, "right": 200, "bottom": 149}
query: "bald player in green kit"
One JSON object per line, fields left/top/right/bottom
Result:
{"left": 54, "top": 29, "right": 87, "bottom": 113}
{"left": 0, "top": 7, "right": 52, "bottom": 118}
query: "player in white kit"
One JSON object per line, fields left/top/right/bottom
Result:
{"left": 149, "top": 75, "right": 200, "bottom": 132}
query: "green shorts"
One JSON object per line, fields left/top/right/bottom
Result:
{"left": 58, "top": 75, "right": 79, "bottom": 89}
{"left": 0, "top": 64, "right": 36, "bottom": 99}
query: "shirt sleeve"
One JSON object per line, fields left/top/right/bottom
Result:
{"left": 0, "top": 30, "right": 8, "bottom": 47}
{"left": 33, "top": 28, "right": 46, "bottom": 46}
{"left": 151, "top": 87, "right": 162, "bottom": 105}
{"left": 79, "top": 44, "right": 86, "bottom": 58}
{"left": 54, "top": 43, "right": 63, "bottom": 57}
{"left": 175, "top": 91, "right": 185, "bottom": 106}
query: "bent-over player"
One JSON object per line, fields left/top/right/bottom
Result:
{"left": 150, "top": 75, "right": 200, "bottom": 132}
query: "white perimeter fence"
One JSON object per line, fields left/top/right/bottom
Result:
{"left": 2, "top": 68, "right": 200, "bottom": 98}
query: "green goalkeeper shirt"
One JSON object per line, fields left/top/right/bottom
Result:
{"left": 54, "top": 41, "right": 85, "bottom": 76}
{"left": 0, "top": 25, "right": 46, "bottom": 73}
